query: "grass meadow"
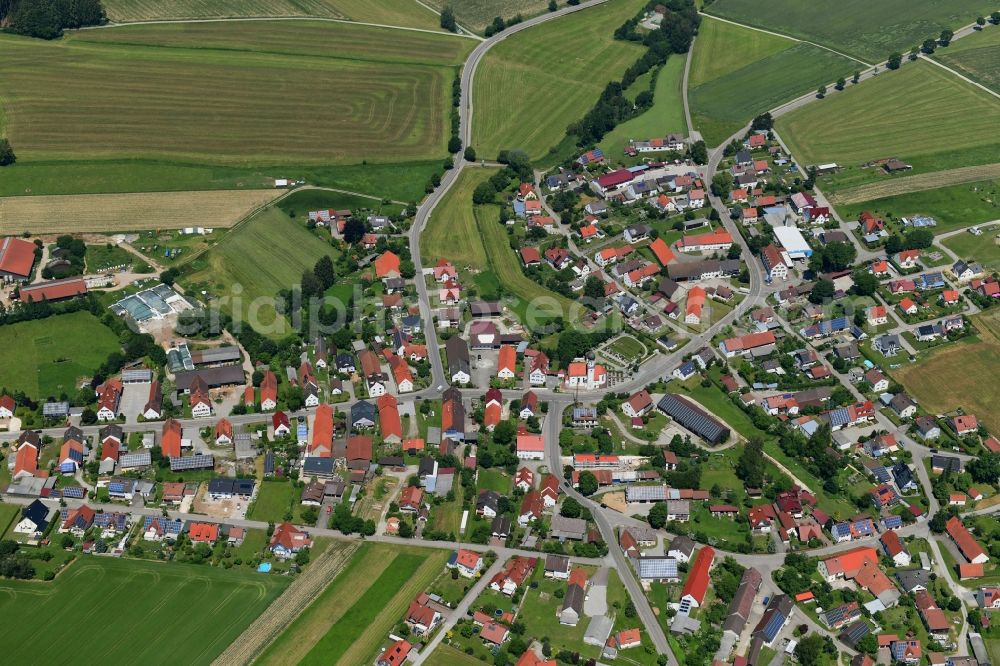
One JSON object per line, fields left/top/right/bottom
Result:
{"left": 835, "top": 179, "right": 1000, "bottom": 231}
{"left": 597, "top": 56, "right": 687, "bottom": 159}
{"left": 421, "top": 167, "right": 498, "bottom": 268}
{"left": 0, "top": 557, "right": 287, "bottom": 665}
{"left": 101, "top": 0, "right": 444, "bottom": 30}
{"left": 689, "top": 18, "right": 856, "bottom": 146}
{"left": 0, "top": 22, "right": 470, "bottom": 197}
{"left": 933, "top": 24, "right": 1000, "bottom": 94}
{"left": 472, "top": 0, "right": 646, "bottom": 161}
{"left": 476, "top": 205, "right": 578, "bottom": 329}
{"left": 943, "top": 228, "right": 1000, "bottom": 271}
{"left": 181, "top": 203, "right": 338, "bottom": 337}
{"left": 705, "top": 0, "right": 995, "bottom": 63}
{"left": 895, "top": 309, "right": 1000, "bottom": 434}
{"left": 259, "top": 542, "right": 447, "bottom": 665}
{"left": 776, "top": 62, "right": 1000, "bottom": 167}
{"left": 0, "top": 312, "right": 120, "bottom": 399}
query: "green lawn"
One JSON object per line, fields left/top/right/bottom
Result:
{"left": 690, "top": 40, "right": 857, "bottom": 147}
{"left": 597, "top": 56, "right": 687, "bottom": 159}
{"left": 472, "top": 0, "right": 646, "bottom": 161}
{"left": 247, "top": 481, "right": 302, "bottom": 523}
{"left": 943, "top": 229, "right": 1000, "bottom": 271}
{"left": 421, "top": 167, "right": 498, "bottom": 268}
{"left": 276, "top": 188, "right": 402, "bottom": 220}
{"left": 0, "top": 557, "right": 287, "bottom": 664}
{"left": 607, "top": 334, "right": 647, "bottom": 362}
{"left": 0, "top": 311, "right": 120, "bottom": 400}
{"left": 477, "top": 468, "right": 510, "bottom": 493}
{"left": 775, "top": 61, "right": 1000, "bottom": 171}
{"left": 517, "top": 565, "right": 600, "bottom": 659}
{"left": 704, "top": 0, "right": 995, "bottom": 63}
{"left": 181, "top": 203, "right": 339, "bottom": 337}
{"left": 935, "top": 25, "right": 1000, "bottom": 94}
{"left": 86, "top": 243, "right": 136, "bottom": 272}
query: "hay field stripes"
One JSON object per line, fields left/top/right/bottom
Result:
{"left": 471, "top": 0, "right": 647, "bottom": 161}
{"left": 688, "top": 15, "right": 796, "bottom": 89}
{"left": 212, "top": 541, "right": 360, "bottom": 666}
{"left": 828, "top": 163, "right": 1000, "bottom": 205}
{"left": 99, "top": 0, "right": 447, "bottom": 33}
{"left": 921, "top": 53, "right": 1000, "bottom": 102}
{"left": 774, "top": 61, "right": 1000, "bottom": 167}
{"left": 932, "top": 25, "right": 1000, "bottom": 95}
{"left": 0, "top": 189, "right": 278, "bottom": 235}
{"left": 0, "top": 24, "right": 462, "bottom": 167}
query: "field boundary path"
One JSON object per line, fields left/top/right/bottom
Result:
{"left": 210, "top": 541, "right": 361, "bottom": 666}
{"left": 697, "top": 12, "right": 872, "bottom": 66}
{"left": 411, "top": 0, "right": 482, "bottom": 39}
{"left": 81, "top": 15, "right": 482, "bottom": 40}
{"left": 922, "top": 53, "right": 1000, "bottom": 101}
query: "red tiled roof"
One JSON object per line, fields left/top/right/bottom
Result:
{"left": 19, "top": 278, "right": 87, "bottom": 302}
{"left": 946, "top": 516, "right": 986, "bottom": 562}
{"left": 0, "top": 237, "right": 36, "bottom": 277}
{"left": 681, "top": 546, "right": 715, "bottom": 605}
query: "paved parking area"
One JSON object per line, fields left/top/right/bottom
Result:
{"left": 119, "top": 382, "right": 150, "bottom": 424}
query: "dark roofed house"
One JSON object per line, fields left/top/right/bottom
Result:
{"left": 657, "top": 393, "right": 730, "bottom": 444}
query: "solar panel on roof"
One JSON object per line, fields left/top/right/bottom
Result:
{"left": 626, "top": 485, "right": 666, "bottom": 502}
{"left": 637, "top": 557, "right": 678, "bottom": 579}
{"left": 169, "top": 455, "right": 214, "bottom": 471}
{"left": 763, "top": 612, "right": 785, "bottom": 641}
{"left": 62, "top": 486, "right": 85, "bottom": 499}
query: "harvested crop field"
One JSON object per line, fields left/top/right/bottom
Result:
{"left": 895, "top": 310, "right": 1000, "bottom": 435}
{"left": 828, "top": 163, "right": 1000, "bottom": 205}
{"left": 0, "top": 22, "right": 470, "bottom": 175}
{"left": 0, "top": 190, "right": 277, "bottom": 235}
{"left": 688, "top": 15, "right": 796, "bottom": 88}
{"left": 775, "top": 62, "right": 1000, "bottom": 169}
{"left": 423, "top": 0, "right": 552, "bottom": 34}
{"left": 472, "top": 0, "right": 645, "bottom": 161}
{"left": 101, "top": 0, "right": 443, "bottom": 30}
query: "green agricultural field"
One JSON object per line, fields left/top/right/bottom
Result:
{"left": 943, "top": 228, "right": 1000, "bottom": 271}
{"left": 597, "top": 56, "right": 687, "bottom": 160}
{"left": 836, "top": 180, "right": 1000, "bottom": 233}
{"left": 101, "top": 0, "right": 444, "bottom": 30}
{"left": 690, "top": 42, "right": 856, "bottom": 146}
{"left": 705, "top": 0, "right": 994, "bottom": 63}
{"left": 421, "top": 167, "right": 498, "bottom": 268}
{"left": 260, "top": 543, "right": 447, "bottom": 665}
{"left": 425, "top": 644, "right": 484, "bottom": 666}
{"left": 472, "top": 0, "right": 646, "bottom": 162}
{"left": 0, "top": 311, "right": 120, "bottom": 399}
{"left": 182, "top": 203, "right": 338, "bottom": 337}
{"left": 476, "top": 205, "right": 578, "bottom": 329}
{"left": 0, "top": 22, "right": 471, "bottom": 196}
{"left": 688, "top": 16, "right": 795, "bottom": 88}
{"left": 423, "top": 0, "right": 553, "bottom": 34}
{"left": 933, "top": 25, "right": 1000, "bottom": 94}
{"left": 776, "top": 62, "right": 1000, "bottom": 170}
{"left": 895, "top": 309, "right": 1000, "bottom": 435}
{"left": 0, "top": 557, "right": 287, "bottom": 665}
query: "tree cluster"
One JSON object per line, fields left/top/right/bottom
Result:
{"left": 0, "top": 139, "right": 15, "bottom": 167}
{"left": 5, "top": 0, "right": 106, "bottom": 39}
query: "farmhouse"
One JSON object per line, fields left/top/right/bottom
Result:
{"left": 0, "top": 237, "right": 37, "bottom": 282}
{"left": 675, "top": 230, "right": 733, "bottom": 253}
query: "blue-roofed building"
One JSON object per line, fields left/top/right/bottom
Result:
{"left": 142, "top": 515, "right": 183, "bottom": 541}
{"left": 59, "top": 461, "right": 77, "bottom": 474}
{"left": 635, "top": 556, "right": 679, "bottom": 581}
{"left": 753, "top": 595, "right": 792, "bottom": 644}
{"left": 107, "top": 478, "right": 137, "bottom": 499}
{"left": 892, "top": 463, "right": 917, "bottom": 492}
{"left": 94, "top": 512, "right": 129, "bottom": 533}
{"left": 850, "top": 518, "right": 875, "bottom": 538}
{"left": 571, "top": 407, "right": 599, "bottom": 427}
{"left": 822, "top": 601, "right": 861, "bottom": 630}
{"left": 882, "top": 515, "right": 903, "bottom": 530}
{"left": 672, "top": 360, "right": 697, "bottom": 380}
{"left": 60, "top": 486, "right": 86, "bottom": 499}
{"left": 869, "top": 465, "right": 890, "bottom": 483}
{"left": 826, "top": 407, "right": 851, "bottom": 430}
{"left": 920, "top": 272, "right": 945, "bottom": 289}
{"left": 831, "top": 523, "right": 852, "bottom": 542}
{"left": 839, "top": 620, "right": 870, "bottom": 649}
{"left": 513, "top": 200, "right": 526, "bottom": 218}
